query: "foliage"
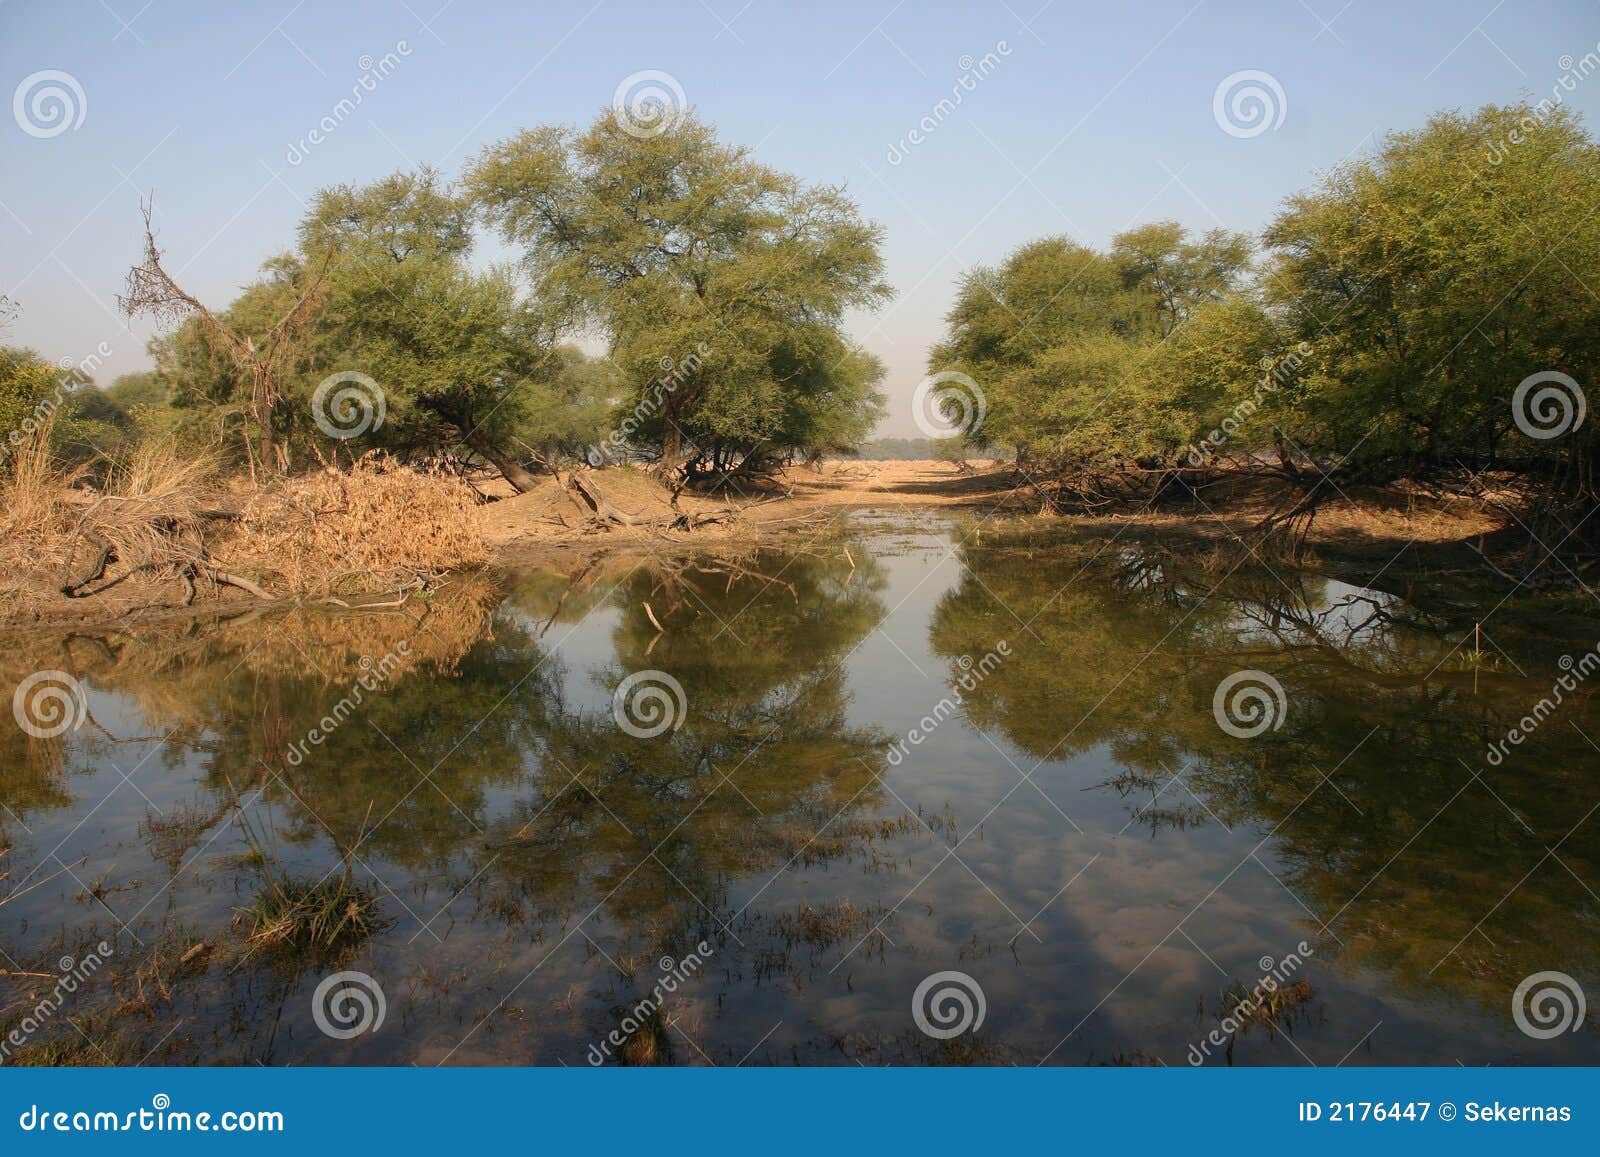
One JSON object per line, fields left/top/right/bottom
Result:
{"left": 466, "top": 111, "right": 891, "bottom": 474}
{"left": 929, "top": 101, "right": 1600, "bottom": 510}
{"left": 929, "top": 227, "right": 1254, "bottom": 470}
{"left": 1263, "top": 101, "right": 1600, "bottom": 490}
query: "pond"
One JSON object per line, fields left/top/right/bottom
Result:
{"left": 2, "top": 512, "right": 1597, "bottom": 1065}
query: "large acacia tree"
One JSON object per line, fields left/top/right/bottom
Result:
{"left": 1263, "top": 101, "right": 1600, "bottom": 494}
{"left": 929, "top": 224, "right": 1255, "bottom": 471}
{"left": 465, "top": 110, "right": 891, "bottom": 477}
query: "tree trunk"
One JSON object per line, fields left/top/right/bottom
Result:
{"left": 253, "top": 375, "right": 277, "bottom": 472}
{"left": 463, "top": 428, "right": 538, "bottom": 493}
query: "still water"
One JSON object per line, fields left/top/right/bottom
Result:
{"left": 2, "top": 513, "right": 1596, "bottom": 1065}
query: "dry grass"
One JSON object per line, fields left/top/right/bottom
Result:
{"left": 70, "top": 438, "right": 219, "bottom": 583}
{"left": 0, "top": 428, "right": 221, "bottom": 611}
{"left": 225, "top": 453, "right": 488, "bottom": 596}
{"left": 0, "top": 441, "right": 489, "bottom": 624}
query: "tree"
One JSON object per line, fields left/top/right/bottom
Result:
{"left": 1262, "top": 101, "right": 1600, "bottom": 492}
{"left": 0, "top": 346, "right": 65, "bottom": 473}
{"left": 293, "top": 169, "right": 596, "bottom": 490}
{"left": 120, "top": 206, "right": 330, "bottom": 473}
{"left": 465, "top": 111, "right": 892, "bottom": 479}
{"left": 929, "top": 224, "right": 1253, "bottom": 474}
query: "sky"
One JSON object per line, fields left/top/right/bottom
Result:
{"left": 3, "top": 0, "right": 1599, "bottom": 436}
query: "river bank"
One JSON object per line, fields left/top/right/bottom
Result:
{"left": 0, "top": 457, "right": 1548, "bottom": 636}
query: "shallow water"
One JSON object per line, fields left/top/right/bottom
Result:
{"left": 2, "top": 513, "right": 1597, "bottom": 1065}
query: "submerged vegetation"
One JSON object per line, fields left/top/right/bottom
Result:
{"left": 241, "top": 873, "right": 385, "bottom": 958}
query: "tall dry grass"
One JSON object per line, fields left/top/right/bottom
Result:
{"left": 1, "top": 435, "right": 487, "bottom": 621}
{"left": 225, "top": 453, "right": 488, "bottom": 596}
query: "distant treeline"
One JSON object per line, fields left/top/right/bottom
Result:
{"left": 841, "top": 437, "right": 1012, "bottom": 461}
{"left": 847, "top": 437, "right": 933, "bottom": 460}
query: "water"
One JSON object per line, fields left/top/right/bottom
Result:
{"left": 2, "top": 513, "right": 1596, "bottom": 1066}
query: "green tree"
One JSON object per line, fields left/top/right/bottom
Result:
{"left": 1262, "top": 101, "right": 1600, "bottom": 491}
{"left": 465, "top": 111, "right": 892, "bottom": 478}
{"left": 294, "top": 168, "right": 604, "bottom": 489}
{"left": 929, "top": 224, "right": 1253, "bottom": 474}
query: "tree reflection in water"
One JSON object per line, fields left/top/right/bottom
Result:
{"left": 2, "top": 526, "right": 1596, "bottom": 1065}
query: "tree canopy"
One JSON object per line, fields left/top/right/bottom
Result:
{"left": 928, "top": 100, "right": 1600, "bottom": 521}
{"left": 466, "top": 110, "right": 891, "bottom": 477}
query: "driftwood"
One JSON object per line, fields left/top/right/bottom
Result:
{"left": 568, "top": 468, "right": 735, "bottom": 532}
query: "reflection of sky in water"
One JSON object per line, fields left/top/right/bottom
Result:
{"left": 1, "top": 515, "right": 1596, "bottom": 1066}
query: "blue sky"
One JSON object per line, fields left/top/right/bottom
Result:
{"left": 3, "top": 0, "right": 1598, "bottom": 435}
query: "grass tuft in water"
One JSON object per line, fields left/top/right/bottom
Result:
{"left": 240, "top": 874, "right": 382, "bottom": 956}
